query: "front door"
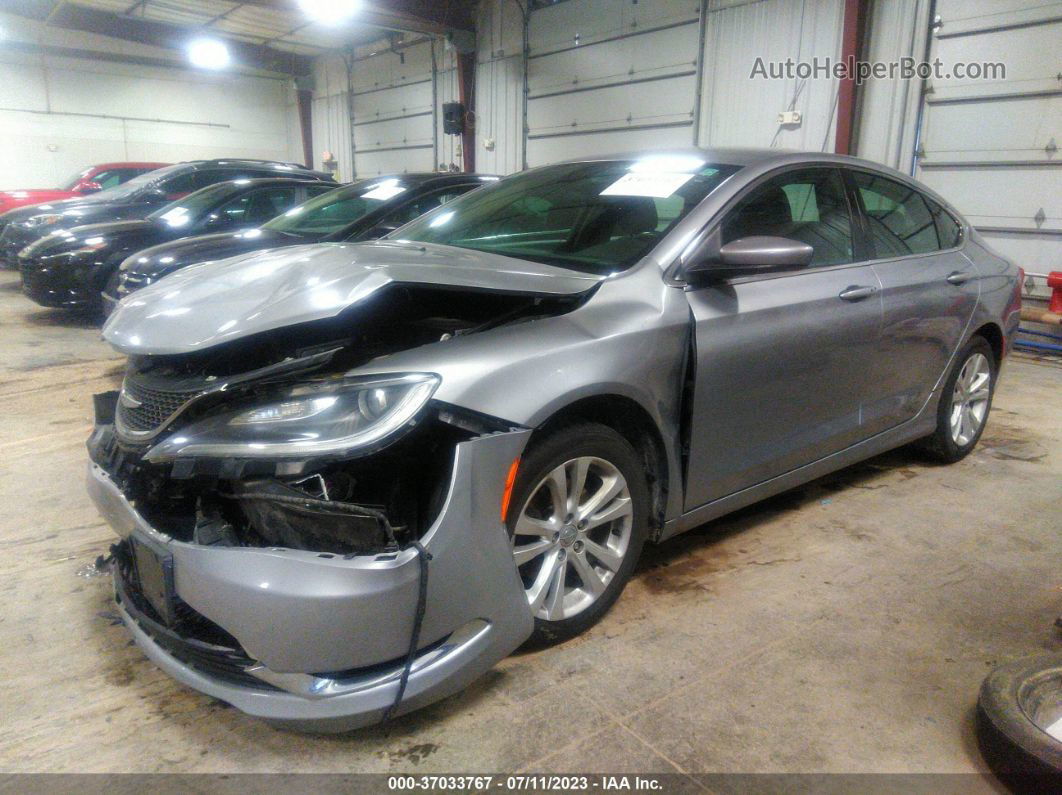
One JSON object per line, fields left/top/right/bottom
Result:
{"left": 849, "top": 171, "right": 980, "bottom": 434}
{"left": 683, "top": 167, "right": 883, "bottom": 510}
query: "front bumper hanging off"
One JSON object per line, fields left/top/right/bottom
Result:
{"left": 87, "top": 426, "right": 534, "bottom": 732}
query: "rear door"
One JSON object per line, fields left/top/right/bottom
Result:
{"left": 849, "top": 170, "right": 979, "bottom": 435}
{"left": 683, "top": 167, "right": 884, "bottom": 509}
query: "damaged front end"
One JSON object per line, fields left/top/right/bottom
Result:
{"left": 85, "top": 283, "right": 578, "bottom": 730}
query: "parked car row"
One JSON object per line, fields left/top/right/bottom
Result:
{"left": 0, "top": 159, "right": 495, "bottom": 316}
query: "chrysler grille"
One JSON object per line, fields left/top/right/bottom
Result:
{"left": 116, "top": 378, "right": 203, "bottom": 436}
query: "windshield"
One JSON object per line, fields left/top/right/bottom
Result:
{"left": 262, "top": 178, "right": 405, "bottom": 237}
{"left": 393, "top": 158, "right": 741, "bottom": 273}
{"left": 146, "top": 182, "right": 238, "bottom": 228}
{"left": 60, "top": 168, "right": 93, "bottom": 191}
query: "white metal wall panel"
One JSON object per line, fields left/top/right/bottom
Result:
{"left": 527, "top": 123, "right": 697, "bottom": 165}
{"left": 474, "top": 0, "right": 526, "bottom": 175}
{"left": 914, "top": 1, "right": 1061, "bottom": 276}
{"left": 0, "top": 49, "right": 296, "bottom": 189}
{"left": 351, "top": 41, "right": 437, "bottom": 175}
{"left": 525, "top": 0, "right": 700, "bottom": 167}
{"left": 854, "top": 0, "right": 931, "bottom": 171}
{"left": 697, "top": 0, "right": 845, "bottom": 151}
{"left": 310, "top": 55, "right": 353, "bottom": 180}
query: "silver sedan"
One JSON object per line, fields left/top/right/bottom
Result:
{"left": 89, "top": 148, "right": 1021, "bottom": 731}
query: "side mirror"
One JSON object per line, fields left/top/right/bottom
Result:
{"left": 78, "top": 181, "right": 103, "bottom": 195}
{"left": 684, "top": 234, "right": 814, "bottom": 281}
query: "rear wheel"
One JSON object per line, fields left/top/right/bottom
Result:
{"left": 507, "top": 423, "right": 648, "bottom": 646}
{"left": 919, "top": 336, "right": 996, "bottom": 463}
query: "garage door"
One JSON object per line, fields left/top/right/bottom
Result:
{"left": 351, "top": 41, "right": 437, "bottom": 175}
{"left": 525, "top": 0, "right": 701, "bottom": 167}
{"left": 914, "top": 1, "right": 1061, "bottom": 285}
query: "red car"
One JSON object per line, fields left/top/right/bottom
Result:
{"left": 0, "top": 162, "right": 170, "bottom": 214}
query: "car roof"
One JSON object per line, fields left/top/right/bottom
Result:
{"left": 555, "top": 146, "right": 929, "bottom": 174}
{"left": 214, "top": 177, "right": 337, "bottom": 189}
{"left": 354, "top": 172, "right": 498, "bottom": 186}
{"left": 89, "top": 162, "right": 170, "bottom": 170}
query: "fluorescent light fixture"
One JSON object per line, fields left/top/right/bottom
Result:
{"left": 298, "top": 0, "right": 361, "bottom": 25}
{"left": 187, "top": 38, "right": 231, "bottom": 70}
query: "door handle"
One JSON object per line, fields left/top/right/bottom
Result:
{"left": 946, "top": 271, "right": 971, "bottom": 286}
{"left": 839, "top": 285, "right": 878, "bottom": 302}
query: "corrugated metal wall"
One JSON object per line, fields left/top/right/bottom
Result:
{"left": 914, "top": 0, "right": 1061, "bottom": 279}
{"left": 474, "top": 0, "right": 526, "bottom": 175}
{"left": 698, "top": 0, "right": 846, "bottom": 151}
{"left": 310, "top": 55, "right": 353, "bottom": 181}
{"left": 524, "top": 0, "right": 701, "bottom": 166}
{"left": 853, "top": 0, "right": 931, "bottom": 171}
{"left": 470, "top": 0, "right": 852, "bottom": 171}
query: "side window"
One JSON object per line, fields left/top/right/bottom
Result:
{"left": 246, "top": 187, "right": 301, "bottom": 222}
{"left": 92, "top": 170, "right": 126, "bottom": 190}
{"left": 202, "top": 193, "right": 252, "bottom": 227}
{"left": 378, "top": 186, "right": 477, "bottom": 228}
{"left": 853, "top": 172, "right": 941, "bottom": 257}
{"left": 158, "top": 172, "right": 198, "bottom": 199}
{"left": 929, "top": 198, "right": 962, "bottom": 249}
{"left": 722, "top": 168, "right": 854, "bottom": 267}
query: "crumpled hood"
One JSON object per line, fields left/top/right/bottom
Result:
{"left": 103, "top": 240, "right": 604, "bottom": 355}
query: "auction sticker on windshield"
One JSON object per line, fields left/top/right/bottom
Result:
{"left": 600, "top": 171, "right": 694, "bottom": 198}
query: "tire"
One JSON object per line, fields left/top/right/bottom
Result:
{"left": 977, "top": 653, "right": 1062, "bottom": 790}
{"left": 918, "top": 335, "right": 996, "bottom": 463}
{"left": 506, "top": 422, "right": 648, "bottom": 646}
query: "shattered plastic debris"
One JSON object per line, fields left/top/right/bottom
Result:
{"left": 76, "top": 554, "right": 112, "bottom": 579}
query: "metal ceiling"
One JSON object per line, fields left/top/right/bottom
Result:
{"left": 0, "top": 0, "right": 476, "bottom": 74}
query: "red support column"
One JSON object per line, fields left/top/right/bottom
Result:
{"left": 456, "top": 50, "right": 475, "bottom": 173}
{"left": 296, "top": 87, "right": 314, "bottom": 171}
{"left": 834, "top": 0, "right": 869, "bottom": 155}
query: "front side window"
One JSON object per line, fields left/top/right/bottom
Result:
{"left": 376, "top": 185, "right": 479, "bottom": 229}
{"left": 853, "top": 172, "right": 945, "bottom": 257}
{"left": 147, "top": 183, "right": 241, "bottom": 228}
{"left": 263, "top": 179, "right": 401, "bottom": 238}
{"left": 722, "top": 168, "right": 854, "bottom": 267}
{"left": 395, "top": 158, "right": 741, "bottom": 274}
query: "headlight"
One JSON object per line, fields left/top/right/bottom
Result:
{"left": 25, "top": 214, "right": 64, "bottom": 228}
{"left": 142, "top": 373, "right": 439, "bottom": 461}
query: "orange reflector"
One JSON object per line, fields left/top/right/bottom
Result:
{"left": 501, "top": 457, "right": 521, "bottom": 521}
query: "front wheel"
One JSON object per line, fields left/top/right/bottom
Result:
{"left": 506, "top": 423, "right": 648, "bottom": 646}
{"left": 919, "top": 335, "right": 996, "bottom": 463}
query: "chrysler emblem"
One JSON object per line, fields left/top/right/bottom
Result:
{"left": 118, "top": 389, "right": 142, "bottom": 409}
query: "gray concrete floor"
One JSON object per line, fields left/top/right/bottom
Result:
{"left": 0, "top": 268, "right": 1059, "bottom": 780}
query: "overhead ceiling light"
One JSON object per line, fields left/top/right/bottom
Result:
{"left": 187, "top": 38, "right": 231, "bottom": 69}
{"left": 298, "top": 0, "right": 361, "bottom": 25}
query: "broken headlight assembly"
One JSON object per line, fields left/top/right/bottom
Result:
{"left": 144, "top": 373, "right": 439, "bottom": 461}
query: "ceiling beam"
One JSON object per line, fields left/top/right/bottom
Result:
{"left": 0, "top": 0, "right": 315, "bottom": 75}
{"left": 235, "top": 0, "right": 476, "bottom": 36}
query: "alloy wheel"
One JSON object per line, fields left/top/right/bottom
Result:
{"left": 511, "top": 456, "right": 633, "bottom": 621}
{"left": 950, "top": 352, "right": 991, "bottom": 446}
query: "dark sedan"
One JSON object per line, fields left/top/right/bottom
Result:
{"left": 19, "top": 178, "right": 335, "bottom": 312}
{"left": 0, "top": 159, "right": 333, "bottom": 269}
{"left": 107, "top": 173, "right": 496, "bottom": 307}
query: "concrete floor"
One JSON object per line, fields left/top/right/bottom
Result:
{"left": 0, "top": 268, "right": 1059, "bottom": 782}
